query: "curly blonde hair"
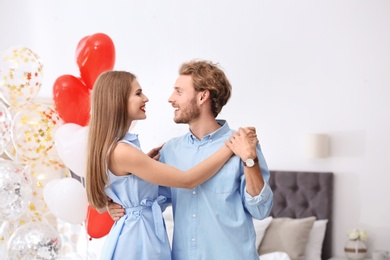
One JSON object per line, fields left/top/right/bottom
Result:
{"left": 179, "top": 60, "right": 231, "bottom": 117}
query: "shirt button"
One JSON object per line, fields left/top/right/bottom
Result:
{"left": 192, "top": 214, "right": 196, "bottom": 218}
{"left": 192, "top": 190, "right": 197, "bottom": 195}
{"left": 199, "top": 146, "right": 202, "bottom": 149}
{"left": 191, "top": 237, "right": 196, "bottom": 242}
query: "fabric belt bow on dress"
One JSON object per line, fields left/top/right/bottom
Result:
{"left": 100, "top": 195, "right": 167, "bottom": 260}
{"left": 125, "top": 196, "right": 167, "bottom": 242}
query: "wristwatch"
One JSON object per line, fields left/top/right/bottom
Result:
{"left": 243, "top": 157, "right": 258, "bottom": 167}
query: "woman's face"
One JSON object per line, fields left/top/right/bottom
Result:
{"left": 127, "top": 79, "right": 149, "bottom": 121}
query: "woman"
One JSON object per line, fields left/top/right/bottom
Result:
{"left": 86, "top": 70, "right": 256, "bottom": 260}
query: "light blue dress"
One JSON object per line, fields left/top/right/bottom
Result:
{"left": 100, "top": 133, "right": 172, "bottom": 260}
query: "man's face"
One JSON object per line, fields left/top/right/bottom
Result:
{"left": 168, "top": 75, "right": 200, "bottom": 124}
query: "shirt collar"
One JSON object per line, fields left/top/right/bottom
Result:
{"left": 123, "top": 132, "right": 141, "bottom": 147}
{"left": 188, "top": 119, "right": 229, "bottom": 143}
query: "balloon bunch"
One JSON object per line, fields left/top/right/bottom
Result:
{"left": 0, "top": 47, "right": 64, "bottom": 259}
{"left": 0, "top": 33, "right": 116, "bottom": 258}
{"left": 51, "top": 33, "right": 115, "bottom": 239}
{"left": 53, "top": 33, "right": 115, "bottom": 126}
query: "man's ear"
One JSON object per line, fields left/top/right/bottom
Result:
{"left": 199, "top": 90, "right": 210, "bottom": 102}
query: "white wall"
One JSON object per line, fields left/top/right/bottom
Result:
{"left": 1, "top": 0, "right": 389, "bottom": 257}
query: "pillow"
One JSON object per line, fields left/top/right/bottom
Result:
{"left": 252, "top": 216, "right": 273, "bottom": 248}
{"left": 259, "top": 251, "right": 291, "bottom": 260}
{"left": 258, "top": 216, "right": 316, "bottom": 260}
{"left": 304, "top": 219, "right": 328, "bottom": 260}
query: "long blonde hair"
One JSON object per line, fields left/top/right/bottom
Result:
{"left": 86, "top": 70, "right": 136, "bottom": 209}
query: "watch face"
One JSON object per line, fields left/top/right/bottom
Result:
{"left": 245, "top": 158, "right": 255, "bottom": 167}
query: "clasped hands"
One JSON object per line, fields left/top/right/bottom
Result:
{"left": 225, "top": 127, "right": 259, "bottom": 161}
{"left": 146, "top": 126, "right": 258, "bottom": 161}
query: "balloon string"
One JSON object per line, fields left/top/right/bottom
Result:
{"left": 82, "top": 221, "right": 90, "bottom": 260}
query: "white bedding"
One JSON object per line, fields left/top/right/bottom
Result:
{"left": 259, "top": 252, "right": 291, "bottom": 260}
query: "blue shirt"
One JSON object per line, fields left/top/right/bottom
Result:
{"left": 159, "top": 120, "right": 273, "bottom": 260}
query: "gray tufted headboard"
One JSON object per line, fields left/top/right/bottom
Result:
{"left": 269, "top": 171, "right": 334, "bottom": 260}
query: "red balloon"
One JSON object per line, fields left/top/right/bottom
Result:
{"left": 85, "top": 205, "right": 115, "bottom": 239}
{"left": 76, "top": 33, "right": 115, "bottom": 89}
{"left": 53, "top": 74, "right": 91, "bottom": 126}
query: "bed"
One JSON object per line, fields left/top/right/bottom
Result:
{"left": 163, "top": 170, "right": 334, "bottom": 260}
{"left": 255, "top": 170, "right": 334, "bottom": 260}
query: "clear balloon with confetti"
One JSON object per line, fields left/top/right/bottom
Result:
{"left": 0, "top": 221, "right": 18, "bottom": 242}
{"left": 0, "top": 47, "right": 43, "bottom": 107}
{"left": 7, "top": 221, "right": 62, "bottom": 259}
{"left": 3, "top": 105, "right": 21, "bottom": 161}
{"left": 11, "top": 102, "right": 63, "bottom": 161}
{"left": 0, "top": 159, "right": 32, "bottom": 222}
{"left": 0, "top": 101, "right": 12, "bottom": 155}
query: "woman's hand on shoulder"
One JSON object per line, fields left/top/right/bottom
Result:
{"left": 225, "top": 127, "right": 258, "bottom": 160}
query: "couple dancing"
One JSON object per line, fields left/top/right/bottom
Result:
{"left": 85, "top": 59, "right": 273, "bottom": 260}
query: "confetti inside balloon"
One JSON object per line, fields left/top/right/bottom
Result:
{"left": 26, "top": 159, "right": 69, "bottom": 222}
{"left": 0, "top": 220, "right": 19, "bottom": 255}
{"left": 0, "top": 102, "right": 12, "bottom": 155}
{"left": 0, "top": 47, "right": 43, "bottom": 107}
{"left": 11, "top": 102, "right": 63, "bottom": 161}
{"left": 0, "top": 159, "right": 32, "bottom": 222}
{"left": 7, "top": 222, "right": 62, "bottom": 260}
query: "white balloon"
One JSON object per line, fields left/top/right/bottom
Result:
{"left": 43, "top": 178, "right": 88, "bottom": 224}
{"left": 54, "top": 123, "right": 88, "bottom": 178}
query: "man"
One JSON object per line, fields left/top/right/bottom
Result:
{"left": 109, "top": 60, "right": 273, "bottom": 260}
